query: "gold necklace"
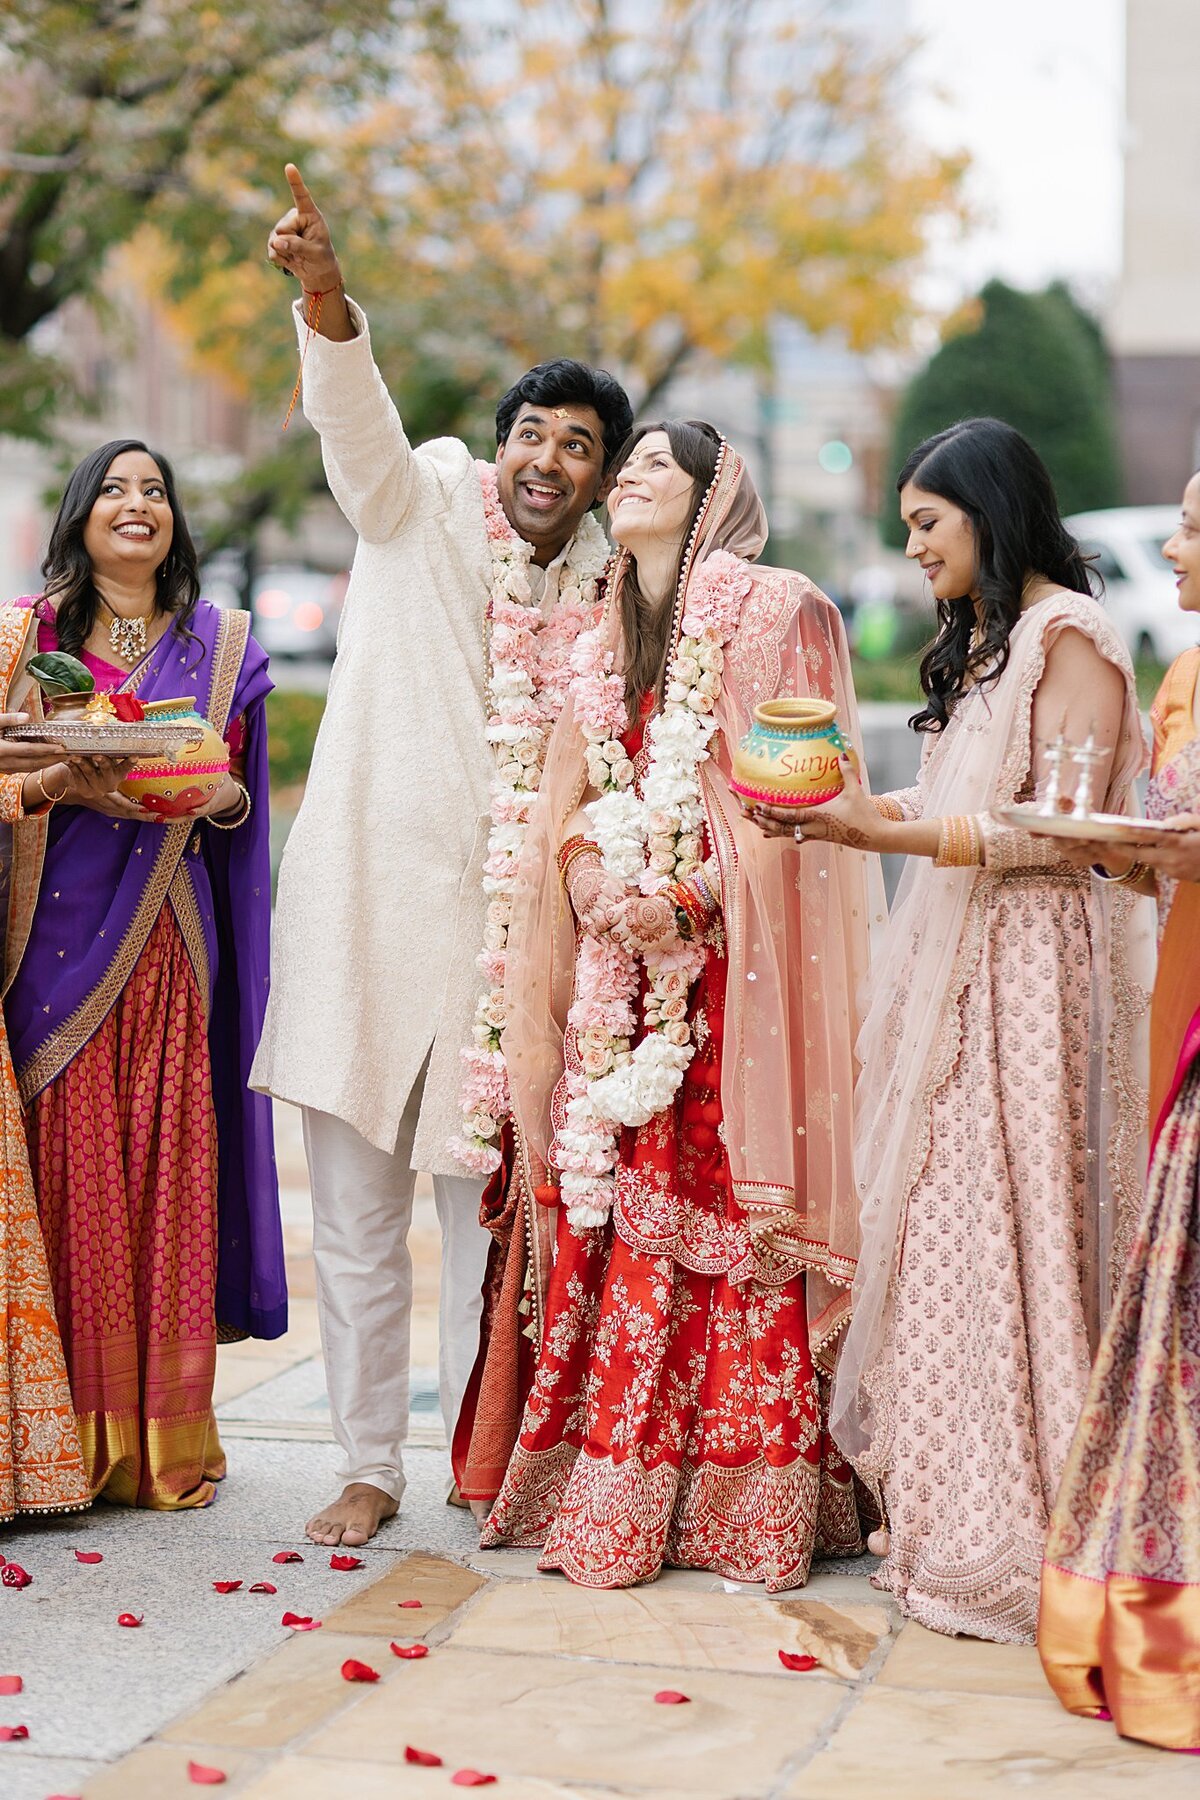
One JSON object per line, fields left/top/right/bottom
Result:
{"left": 99, "top": 599, "right": 152, "bottom": 665}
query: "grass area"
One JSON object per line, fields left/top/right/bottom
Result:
{"left": 266, "top": 688, "right": 326, "bottom": 790}
{"left": 263, "top": 659, "right": 1172, "bottom": 796}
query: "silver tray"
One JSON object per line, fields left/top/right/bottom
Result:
{"left": 2, "top": 720, "right": 204, "bottom": 762}
{"left": 993, "top": 804, "right": 1189, "bottom": 845}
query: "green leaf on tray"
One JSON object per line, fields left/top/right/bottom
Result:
{"left": 27, "top": 651, "right": 95, "bottom": 696}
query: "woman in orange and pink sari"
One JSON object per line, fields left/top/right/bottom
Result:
{"left": 0, "top": 608, "right": 92, "bottom": 1527}
{"left": 1038, "top": 469, "right": 1200, "bottom": 1753}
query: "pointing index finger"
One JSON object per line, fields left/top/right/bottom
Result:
{"left": 284, "top": 162, "right": 318, "bottom": 219}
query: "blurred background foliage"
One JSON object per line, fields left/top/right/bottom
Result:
{"left": 1, "top": 0, "right": 968, "bottom": 532}
{"left": 882, "top": 278, "right": 1123, "bottom": 544}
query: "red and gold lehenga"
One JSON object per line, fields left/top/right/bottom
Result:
{"left": 477, "top": 443, "right": 880, "bottom": 1588}
{"left": 1039, "top": 646, "right": 1200, "bottom": 1752}
{"left": 483, "top": 707, "right": 859, "bottom": 1588}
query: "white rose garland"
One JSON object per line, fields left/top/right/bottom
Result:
{"left": 448, "top": 462, "right": 610, "bottom": 1175}
{"left": 552, "top": 547, "right": 754, "bottom": 1228}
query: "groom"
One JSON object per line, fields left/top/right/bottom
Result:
{"left": 254, "top": 165, "right": 632, "bottom": 1547}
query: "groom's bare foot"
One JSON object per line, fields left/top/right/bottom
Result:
{"left": 306, "top": 1482, "right": 398, "bottom": 1546}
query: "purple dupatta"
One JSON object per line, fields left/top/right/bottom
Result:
{"left": 4, "top": 600, "right": 287, "bottom": 1340}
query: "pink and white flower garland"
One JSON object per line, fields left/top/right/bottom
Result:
{"left": 449, "top": 463, "right": 609, "bottom": 1175}
{"left": 554, "top": 549, "right": 753, "bottom": 1227}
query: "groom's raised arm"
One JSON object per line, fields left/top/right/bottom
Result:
{"left": 267, "top": 164, "right": 435, "bottom": 545}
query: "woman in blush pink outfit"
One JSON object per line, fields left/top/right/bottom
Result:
{"left": 756, "top": 418, "right": 1154, "bottom": 1642}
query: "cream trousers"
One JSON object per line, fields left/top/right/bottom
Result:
{"left": 302, "top": 1079, "right": 487, "bottom": 1504}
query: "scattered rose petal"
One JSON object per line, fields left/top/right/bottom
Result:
{"left": 187, "top": 1762, "right": 227, "bottom": 1785}
{"left": 211, "top": 1581, "right": 242, "bottom": 1594}
{"left": 405, "top": 1746, "right": 443, "bottom": 1766}
{"left": 340, "top": 1658, "right": 380, "bottom": 1684}
{"left": 1096, "top": 1707, "right": 1113, "bottom": 1721}
{"left": 248, "top": 1582, "right": 277, "bottom": 1594}
{"left": 389, "top": 1642, "right": 429, "bottom": 1659}
{"left": 0, "top": 1556, "right": 4, "bottom": 1567}
{"left": 451, "top": 1774, "right": 497, "bottom": 1788}
{"left": 0, "top": 1724, "right": 29, "bottom": 1741}
{"left": 44, "top": 1793, "right": 84, "bottom": 1798}
{"left": 73, "top": 1551, "right": 103, "bottom": 1565}
{"left": 116, "top": 1613, "right": 143, "bottom": 1628}
{"left": 777, "top": 1650, "right": 819, "bottom": 1672}
{"left": 272, "top": 1551, "right": 304, "bottom": 1564}
{"left": 329, "top": 1553, "right": 364, "bottom": 1571}
{"left": 281, "top": 1612, "right": 322, "bottom": 1631}
{"left": 0, "top": 1678, "right": 20, "bottom": 1696}
{"left": 397, "top": 1599, "right": 423, "bottom": 1609}
{"left": 0, "top": 1564, "right": 31, "bottom": 1589}
{"left": 653, "top": 1689, "right": 690, "bottom": 1705}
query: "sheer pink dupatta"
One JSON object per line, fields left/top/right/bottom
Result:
{"left": 503, "top": 447, "right": 882, "bottom": 1361}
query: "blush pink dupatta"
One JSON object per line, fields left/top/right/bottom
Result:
{"left": 502, "top": 448, "right": 882, "bottom": 1360}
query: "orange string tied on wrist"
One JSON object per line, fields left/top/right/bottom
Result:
{"left": 282, "top": 286, "right": 338, "bottom": 431}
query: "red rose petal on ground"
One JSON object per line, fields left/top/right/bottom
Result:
{"left": 248, "top": 1582, "right": 277, "bottom": 1594}
{"left": 272, "top": 1551, "right": 304, "bottom": 1564}
{"left": 281, "top": 1612, "right": 322, "bottom": 1631}
{"left": 653, "top": 1689, "right": 690, "bottom": 1704}
{"left": 187, "top": 1762, "right": 227, "bottom": 1785}
{"left": 340, "top": 1658, "right": 380, "bottom": 1683}
{"left": 116, "top": 1614, "right": 143, "bottom": 1628}
{"left": 451, "top": 1774, "right": 497, "bottom": 1788}
{"left": 73, "top": 1551, "right": 103, "bottom": 1564}
{"left": 212, "top": 1581, "right": 242, "bottom": 1594}
{"left": 389, "top": 1642, "right": 429, "bottom": 1659}
{"left": 329, "top": 1553, "right": 364, "bottom": 1571}
{"left": 404, "top": 1746, "right": 443, "bottom": 1766}
{"left": 0, "top": 1677, "right": 21, "bottom": 1695}
{"left": 397, "top": 1599, "right": 423, "bottom": 1608}
{"left": 0, "top": 1724, "right": 29, "bottom": 1740}
{"left": 778, "top": 1651, "right": 819, "bottom": 1672}
{"left": 0, "top": 1564, "right": 31, "bottom": 1589}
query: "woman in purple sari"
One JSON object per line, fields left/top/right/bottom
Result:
{"left": 3, "top": 439, "right": 285, "bottom": 1509}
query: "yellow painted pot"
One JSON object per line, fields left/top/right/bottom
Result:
{"left": 119, "top": 696, "right": 227, "bottom": 818}
{"left": 729, "top": 698, "right": 850, "bottom": 808}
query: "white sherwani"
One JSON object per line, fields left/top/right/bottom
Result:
{"left": 252, "top": 299, "right": 576, "bottom": 1175}
{"left": 252, "top": 301, "right": 588, "bottom": 1498}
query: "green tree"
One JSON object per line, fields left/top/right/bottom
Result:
{"left": 882, "top": 278, "right": 1123, "bottom": 546}
{"left": 0, "top": 0, "right": 401, "bottom": 438}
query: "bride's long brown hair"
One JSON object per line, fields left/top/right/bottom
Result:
{"left": 616, "top": 419, "right": 722, "bottom": 719}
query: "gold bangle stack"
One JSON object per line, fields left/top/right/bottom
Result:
{"left": 557, "top": 833, "right": 599, "bottom": 888}
{"left": 872, "top": 794, "right": 905, "bottom": 823}
{"left": 208, "top": 782, "right": 251, "bottom": 830}
{"left": 1105, "top": 859, "right": 1148, "bottom": 886}
{"left": 935, "top": 814, "right": 984, "bottom": 868}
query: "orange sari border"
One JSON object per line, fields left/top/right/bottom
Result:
{"left": 1040, "top": 1561, "right": 1200, "bottom": 1752}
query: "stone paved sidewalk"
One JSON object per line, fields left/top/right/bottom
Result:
{"left": 0, "top": 1106, "right": 1187, "bottom": 1799}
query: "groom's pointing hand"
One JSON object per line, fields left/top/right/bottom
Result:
{"left": 268, "top": 163, "right": 355, "bottom": 340}
{"left": 268, "top": 163, "right": 343, "bottom": 294}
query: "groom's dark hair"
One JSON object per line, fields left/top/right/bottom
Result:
{"left": 495, "top": 359, "right": 633, "bottom": 471}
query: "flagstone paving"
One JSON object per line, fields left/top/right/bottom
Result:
{"left": 0, "top": 1104, "right": 1188, "bottom": 1799}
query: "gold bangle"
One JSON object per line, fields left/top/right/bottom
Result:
{"left": 29, "top": 769, "right": 67, "bottom": 812}
{"left": 935, "top": 814, "right": 983, "bottom": 868}
{"left": 208, "top": 781, "right": 251, "bottom": 830}
{"left": 1098, "top": 859, "right": 1148, "bottom": 887}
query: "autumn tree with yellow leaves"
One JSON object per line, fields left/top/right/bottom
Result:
{"left": 1, "top": 1, "right": 965, "bottom": 533}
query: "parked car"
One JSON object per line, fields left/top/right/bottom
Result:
{"left": 250, "top": 565, "right": 347, "bottom": 660}
{"left": 1066, "top": 506, "right": 1199, "bottom": 665}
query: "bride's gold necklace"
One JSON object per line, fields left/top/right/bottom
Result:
{"left": 98, "top": 597, "right": 154, "bottom": 665}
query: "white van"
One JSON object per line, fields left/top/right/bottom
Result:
{"left": 1066, "top": 506, "right": 1200, "bottom": 665}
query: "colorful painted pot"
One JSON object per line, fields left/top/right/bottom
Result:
{"left": 729, "top": 698, "right": 850, "bottom": 808}
{"left": 119, "top": 697, "right": 227, "bottom": 817}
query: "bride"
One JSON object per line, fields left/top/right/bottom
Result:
{"left": 479, "top": 421, "right": 881, "bottom": 1588}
